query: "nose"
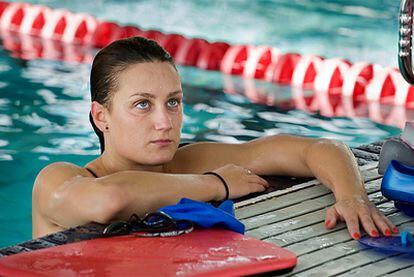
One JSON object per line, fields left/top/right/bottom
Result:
{"left": 153, "top": 107, "right": 173, "bottom": 131}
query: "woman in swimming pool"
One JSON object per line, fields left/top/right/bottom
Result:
{"left": 32, "top": 37, "right": 397, "bottom": 240}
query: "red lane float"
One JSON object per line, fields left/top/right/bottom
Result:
{"left": 220, "top": 45, "right": 248, "bottom": 75}
{"left": 313, "top": 58, "right": 351, "bottom": 94}
{"left": 291, "top": 54, "right": 324, "bottom": 90}
{"left": 244, "top": 46, "right": 281, "bottom": 79}
{"left": 366, "top": 67, "right": 399, "bottom": 104}
{"left": 92, "top": 21, "right": 122, "bottom": 48}
{"left": 174, "top": 38, "right": 208, "bottom": 66}
{"left": 196, "top": 42, "right": 230, "bottom": 70}
{"left": 0, "top": 1, "right": 413, "bottom": 109}
{"left": 342, "top": 62, "right": 374, "bottom": 100}
{"left": 265, "top": 53, "right": 301, "bottom": 85}
{"left": 158, "top": 33, "right": 186, "bottom": 58}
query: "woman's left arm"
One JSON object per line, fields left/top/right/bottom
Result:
{"left": 171, "top": 134, "right": 397, "bottom": 239}
{"left": 246, "top": 135, "right": 398, "bottom": 239}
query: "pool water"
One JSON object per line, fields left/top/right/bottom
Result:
{"left": 0, "top": 0, "right": 403, "bottom": 247}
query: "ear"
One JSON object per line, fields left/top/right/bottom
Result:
{"left": 90, "top": 101, "right": 109, "bottom": 132}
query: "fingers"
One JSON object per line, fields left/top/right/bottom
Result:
{"left": 257, "top": 176, "right": 269, "bottom": 188}
{"left": 246, "top": 174, "right": 268, "bottom": 193}
{"left": 240, "top": 167, "right": 268, "bottom": 187}
{"left": 358, "top": 207, "right": 379, "bottom": 237}
{"left": 250, "top": 182, "right": 267, "bottom": 192}
{"left": 247, "top": 173, "right": 269, "bottom": 188}
{"left": 325, "top": 206, "right": 339, "bottom": 229}
{"left": 338, "top": 207, "right": 361, "bottom": 240}
{"left": 380, "top": 213, "right": 399, "bottom": 234}
{"left": 371, "top": 208, "right": 398, "bottom": 235}
{"left": 358, "top": 204, "right": 399, "bottom": 237}
{"left": 334, "top": 201, "right": 398, "bottom": 240}
{"left": 371, "top": 212, "right": 392, "bottom": 236}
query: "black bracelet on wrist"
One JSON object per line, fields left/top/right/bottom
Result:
{"left": 203, "top": 171, "right": 229, "bottom": 200}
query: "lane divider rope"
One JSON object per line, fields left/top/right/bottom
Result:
{"left": 0, "top": 1, "right": 412, "bottom": 109}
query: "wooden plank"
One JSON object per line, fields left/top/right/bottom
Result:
{"left": 293, "top": 247, "right": 392, "bottom": 276}
{"left": 244, "top": 186, "right": 384, "bottom": 231}
{"left": 386, "top": 265, "right": 414, "bottom": 277}
{"left": 242, "top": 193, "right": 336, "bottom": 230}
{"left": 361, "top": 166, "right": 384, "bottom": 181}
{"left": 235, "top": 166, "right": 380, "bottom": 219}
{"left": 355, "top": 143, "right": 383, "bottom": 154}
{"left": 288, "top": 221, "right": 414, "bottom": 276}
{"left": 286, "top": 202, "right": 404, "bottom": 255}
{"left": 351, "top": 148, "right": 380, "bottom": 161}
{"left": 339, "top": 254, "right": 414, "bottom": 276}
{"left": 235, "top": 163, "right": 379, "bottom": 210}
{"left": 246, "top": 209, "right": 326, "bottom": 239}
{"left": 247, "top": 201, "right": 397, "bottom": 241}
{"left": 236, "top": 175, "right": 381, "bottom": 226}
{"left": 264, "top": 206, "right": 411, "bottom": 247}
{"left": 286, "top": 240, "right": 382, "bottom": 276}
{"left": 286, "top": 219, "right": 414, "bottom": 276}
{"left": 237, "top": 167, "right": 381, "bottom": 220}
{"left": 237, "top": 185, "right": 330, "bottom": 220}
{"left": 236, "top": 179, "right": 320, "bottom": 210}
{"left": 286, "top": 228, "right": 355, "bottom": 256}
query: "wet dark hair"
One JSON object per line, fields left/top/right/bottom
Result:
{"left": 89, "top": 36, "right": 176, "bottom": 153}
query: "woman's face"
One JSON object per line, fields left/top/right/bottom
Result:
{"left": 106, "top": 62, "right": 183, "bottom": 166}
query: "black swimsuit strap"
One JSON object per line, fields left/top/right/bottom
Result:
{"left": 85, "top": 167, "right": 98, "bottom": 178}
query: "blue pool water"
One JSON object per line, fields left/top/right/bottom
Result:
{"left": 0, "top": 0, "right": 403, "bottom": 247}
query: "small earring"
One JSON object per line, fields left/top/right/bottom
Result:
{"left": 105, "top": 126, "right": 109, "bottom": 130}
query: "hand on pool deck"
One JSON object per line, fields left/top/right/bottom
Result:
{"left": 324, "top": 195, "right": 398, "bottom": 239}
{"left": 212, "top": 164, "right": 269, "bottom": 199}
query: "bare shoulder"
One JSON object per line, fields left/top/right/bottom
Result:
{"left": 32, "top": 162, "right": 89, "bottom": 212}
{"left": 32, "top": 162, "right": 89, "bottom": 236}
{"left": 34, "top": 162, "right": 86, "bottom": 189}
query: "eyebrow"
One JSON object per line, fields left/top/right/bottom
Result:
{"left": 129, "top": 90, "right": 183, "bottom": 99}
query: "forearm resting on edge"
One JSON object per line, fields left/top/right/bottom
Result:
{"left": 94, "top": 171, "right": 220, "bottom": 221}
{"left": 304, "top": 139, "right": 366, "bottom": 200}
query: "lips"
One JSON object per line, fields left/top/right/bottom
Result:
{"left": 152, "top": 139, "right": 172, "bottom": 143}
{"left": 151, "top": 139, "right": 173, "bottom": 146}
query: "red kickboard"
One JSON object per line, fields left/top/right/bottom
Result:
{"left": 0, "top": 228, "right": 297, "bottom": 276}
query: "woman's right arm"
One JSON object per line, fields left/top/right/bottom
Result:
{"left": 33, "top": 162, "right": 268, "bottom": 230}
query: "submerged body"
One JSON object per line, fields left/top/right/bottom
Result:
{"left": 32, "top": 37, "right": 397, "bottom": 240}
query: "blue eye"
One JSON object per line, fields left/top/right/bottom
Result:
{"left": 136, "top": 100, "right": 150, "bottom": 110}
{"left": 167, "top": 98, "right": 180, "bottom": 108}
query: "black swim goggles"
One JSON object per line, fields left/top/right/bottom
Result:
{"left": 102, "top": 211, "right": 194, "bottom": 238}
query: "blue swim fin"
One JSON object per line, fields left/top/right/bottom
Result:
{"left": 382, "top": 160, "right": 414, "bottom": 202}
{"left": 381, "top": 160, "right": 414, "bottom": 216}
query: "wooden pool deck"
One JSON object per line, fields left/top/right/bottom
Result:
{"left": 235, "top": 142, "right": 414, "bottom": 276}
